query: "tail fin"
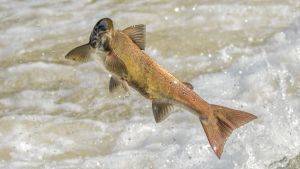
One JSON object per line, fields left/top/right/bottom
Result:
{"left": 200, "top": 104, "right": 257, "bottom": 159}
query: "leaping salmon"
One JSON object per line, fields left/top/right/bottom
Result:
{"left": 65, "top": 18, "right": 257, "bottom": 159}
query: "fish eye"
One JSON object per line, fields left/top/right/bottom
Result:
{"left": 94, "top": 18, "right": 113, "bottom": 33}
{"left": 97, "top": 22, "right": 108, "bottom": 31}
{"left": 95, "top": 19, "right": 111, "bottom": 32}
{"left": 89, "top": 18, "right": 113, "bottom": 49}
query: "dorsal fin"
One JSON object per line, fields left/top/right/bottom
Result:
{"left": 122, "top": 24, "right": 146, "bottom": 50}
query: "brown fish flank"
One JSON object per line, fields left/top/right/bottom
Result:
{"left": 110, "top": 31, "right": 210, "bottom": 112}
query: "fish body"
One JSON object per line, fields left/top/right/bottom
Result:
{"left": 65, "top": 18, "right": 257, "bottom": 158}
{"left": 110, "top": 31, "right": 210, "bottom": 116}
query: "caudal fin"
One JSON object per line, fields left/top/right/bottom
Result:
{"left": 200, "top": 104, "right": 257, "bottom": 159}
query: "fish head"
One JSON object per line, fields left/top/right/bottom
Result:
{"left": 64, "top": 18, "right": 113, "bottom": 62}
{"left": 89, "top": 18, "right": 114, "bottom": 51}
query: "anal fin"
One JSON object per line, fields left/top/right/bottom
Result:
{"left": 109, "top": 76, "right": 129, "bottom": 93}
{"left": 152, "top": 100, "right": 173, "bottom": 123}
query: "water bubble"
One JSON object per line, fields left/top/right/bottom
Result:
{"left": 248, "top": 37, "right": 254, "bottom": 42}
{"left": 192, "top": 5, "right": 197, "bottom": 11}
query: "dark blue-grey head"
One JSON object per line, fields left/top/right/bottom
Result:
{"left": 89, "top": 18, "right": 114, "bottom": 50}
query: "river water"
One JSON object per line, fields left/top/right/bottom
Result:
{"left": 0, "top": 0, "right": 300, "bottom": 169}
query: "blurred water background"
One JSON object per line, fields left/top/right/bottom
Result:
{"left": 0, "top": 0, "right": 300, "bottom": 169}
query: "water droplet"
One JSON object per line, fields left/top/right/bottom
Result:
{"left": 192, "top": 5, "right": 196, "bottom": 11}
{"left": 248, "top": 37, "right": 254, "bottom": 42}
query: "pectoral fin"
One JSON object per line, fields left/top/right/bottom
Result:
{"left": 109, "top": 76, "right": 129, "bottom": 93}
{"left": 152, "top": 100, "right": 173, "bottom": 123}
{"left": 122, "top": 24, "right": 146, "bottom": 50}
{"left": 105, "top": 53, "right": 128, "bottom": 77}
{"left": 182, "top": 82, "right": 193, "bottom": 90}
{"left": 65, "top": 43, "right": 91, "bottom": 62}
